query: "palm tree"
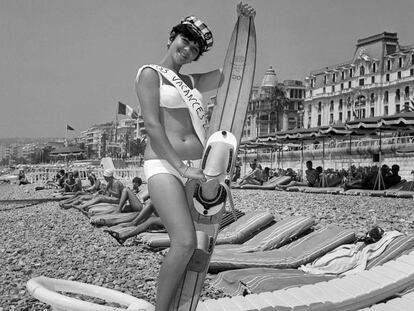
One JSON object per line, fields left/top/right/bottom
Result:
{"left": 269, "top": 83, "right": 290, "bottom": 131}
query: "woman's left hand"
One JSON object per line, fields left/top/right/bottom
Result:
{"left": 237, "top": 2, "right": 256, "bottom": 18}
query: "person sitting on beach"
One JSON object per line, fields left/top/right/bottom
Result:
{"left": 239, "top": 162, "right": 264, "bottom": 186}
{"left": 232, "top": 156, "right": 242, "bottom": 182}
{"left": 384, "top": 164, "right": 402, "bottom": 189}
{"left": 278, "top": 161, "right": 320, "bottom": 189}
{"left": 116, "top": 177, "right": 148, "bottom": 213}
{"left": 18, "top": 170, "right": 30, "bottom": 185}
{"left": 63, "top": 171, "right": 77, "bottom": 192}
{"left": 59, "top": 172, "right": 104, "bottom": 209}
{"left": 65, "top": 169, "right": 124, "bottom": 213}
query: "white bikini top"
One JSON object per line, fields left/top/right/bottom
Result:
{"left": 136, "top": 66, "right": 203, "bottom": 109}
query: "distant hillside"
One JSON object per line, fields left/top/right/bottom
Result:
{"left": 0, "top": 137, "right": 64, "bottom": 145}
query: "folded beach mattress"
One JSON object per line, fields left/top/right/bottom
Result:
{"left": 140, "top": 210, "right": 268, "bottom": 249}
{"left": 209, "top": 225, "right": 356, "bottom": 273}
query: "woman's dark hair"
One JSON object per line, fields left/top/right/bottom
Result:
{"left": 169, "top": 24, "right": 204, "bottom": 60}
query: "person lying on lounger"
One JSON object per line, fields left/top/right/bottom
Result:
{"left": 65, "top": 169, "right": 124, "bottom": 213}
{"left": 104, "top": 202, "right": 163, "bottom": 245}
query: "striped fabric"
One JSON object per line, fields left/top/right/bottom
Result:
{"left": 139, "top": 209, "right": 253, "bottom": 249}
{"left": 367, "top": 234, "right": 414, "bottom": 269}
{"left": 209, "top": 225, "right": 356, "bottom": 273}
{"left": 215, "top": 211, "right": 275, "bottom": 245}
{"left": 214, "top": 215, "right": 314, "bottom": 253}
{"left": 211, "top": 268, "right": 336, "bottom": 296}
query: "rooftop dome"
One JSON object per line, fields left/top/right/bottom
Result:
{"left": 261, "top": 66, "right": 278, "bottom": 88}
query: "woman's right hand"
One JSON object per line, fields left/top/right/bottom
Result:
{"left": 237, "top": 2, "right": 256, "bottom": 18}
{"left": 179, "top": 165, "right": 206, "bottom": 182}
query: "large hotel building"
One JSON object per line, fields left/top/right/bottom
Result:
{"left": 303, "top": 32, "right": 414, "bottom": 128}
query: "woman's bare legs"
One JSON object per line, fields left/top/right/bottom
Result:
{"left": 148, "top": 174, "right": 196, "bottom": 311}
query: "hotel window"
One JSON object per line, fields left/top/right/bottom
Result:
{"left": 330, "top": 101, "right": 334, "bottom": 111}
{"left": 331, "top": 85, "right": 335, "bottom": 92}
{"left": 371, "top": 76, "right": 375, "bottom": 84}
{"left": 398, "top": 71, "right": 402, "bottom": 79}
{"left": 396, "top": 104, "right": 400, "bottom": 113}
{"left": 386, "top": 74, "right": 390, "bottom": 82}
{"left": 323, "top": 87, "right": 326, "bottom": 93}
{"left": 384, "top": 91, "right": 388, "bottom": 103}
{"left": 317, "top": 114, "right": 321, "bottom": 126}
{"left": 339, "top": 112, "right": 343, "bottom": 121}
{"left": 370, "top": 93, "right": 375, "bottom": 103}
{"left": 412, "top": 54, "right": 414, "bottom": 65}
{"left": 396, "top": 89, "right": 401, "bottom": 102}
{"left": 387, "top": 59, "right": 391, "bottom": 71}
{"left": 332, "top": 73, "right": 336, "bottom": 83}
{"left": 347, "top": 111, "right": 351, "bottom": 121}
{"left": 341, "top": 71, "right": 345, "bottom": 80}
{"left": 324, "top": 75, "right": 327, "bottom": 84}
{"left": 359, "top": 78, "right": 364, "bottom": 86}
{"left": 405, "top": 86, "right": 410, "bottom": 99}
{"left": 349, "top": 68, "right": 353, "bottom": 77}
{"left": 339, "top": 99, "right": 343, "bottom": 110}
{"left": 384, "top": 106, "right": 388, "bottom": 116}
{"left": 341, "top": 83, "right": 344, "bottom": 90}
{"left": 348, "top": 81, "right": 352, "bottom": 88}
{"left": 318, "top": 102, "right": 322, "bottom": 112}
{"left": 329, "top": 113, "right": 334, "bottom": 124}
{"left": 370, "top": 107, "right": 375, "bottom": 117}
{"left": 360, "top": 66, "right": 365, "bottom": 76}
{"left": 411, "top": 69, "right": 414, "bottom": 76}
{"left": 372, "top": 63, "right": 377, "bottom": 73}
{"left": 399, "top": 57, "right": 403, "bottom": 68}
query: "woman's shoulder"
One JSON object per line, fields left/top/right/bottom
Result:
{"left": 136, "top": 65, "right": 160, "bottom": 84}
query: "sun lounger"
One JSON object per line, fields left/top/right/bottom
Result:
{"left": 358, "top": 291, "right": 414, "bottom": 310}
{"left": 139, "top": 210, "right": 263, "bottom": 249}
{"left": 211, "top": 233, "right": 414, "bottom": 297}
{"left": 87, "top": 203, "right": 119, "bottom": 217}
{"left": 209, "top": 225, "right": 356, "bottom": 273}
{"left": 214, "top": 215, "right": 314, "bottom": 253}
{"left": 303, "top": 187, "right": 344, "bottom": 194}
{"left": 239, "top": 176, "right": 292, "bottom": 190}
{"left": 199, "top": 250, "right": 414, "bottom": 311}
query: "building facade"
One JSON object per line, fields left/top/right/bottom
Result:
{"left": 242, "top": 66, "right": 305, "bottom": 141}
{"left": 304, "top": 32, "right": 414, "bottom": 128}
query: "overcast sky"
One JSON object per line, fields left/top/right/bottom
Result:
{"left": 1, "top": 0, "right": 413, "bottom": 138}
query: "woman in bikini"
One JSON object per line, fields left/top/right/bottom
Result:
{"left": 135, "top": 3, "right": 255, "bottom": 310}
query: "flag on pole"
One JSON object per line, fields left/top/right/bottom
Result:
{"left": 66, "top": 124, "right": 75, "bottom": 131}
{"left": 118, "top": 102, "right": 138, "bottom": 119}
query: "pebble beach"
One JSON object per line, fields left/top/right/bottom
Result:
{"left": 1, "top": 183, "right": 414, "bottom": 310}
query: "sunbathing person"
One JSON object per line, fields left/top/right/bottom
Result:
{"left": 67, "top": 169, "right": 124, "bottom": 213}
{"left": 116, "top": 177, "right": 147, "bottom": 213}
{"left": 104, "top": 202, "right": 163, "bottom": 245}
{"left": 239, "top": 163, "right": 264, "bottom": 186}
{"left": 279, "top": 161, "right": 320, "bottom": 189}
{"left": 384, "top": 164, "right": 402, "bottom": 189}
{"left": 41, "top": 169, "right": 66, "bottom": 189}
{"left": 59, "top": 172, "right": 103, "bottom": 208}
{"left": 18, "top": 170, "right": 30, "bottom": 185}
